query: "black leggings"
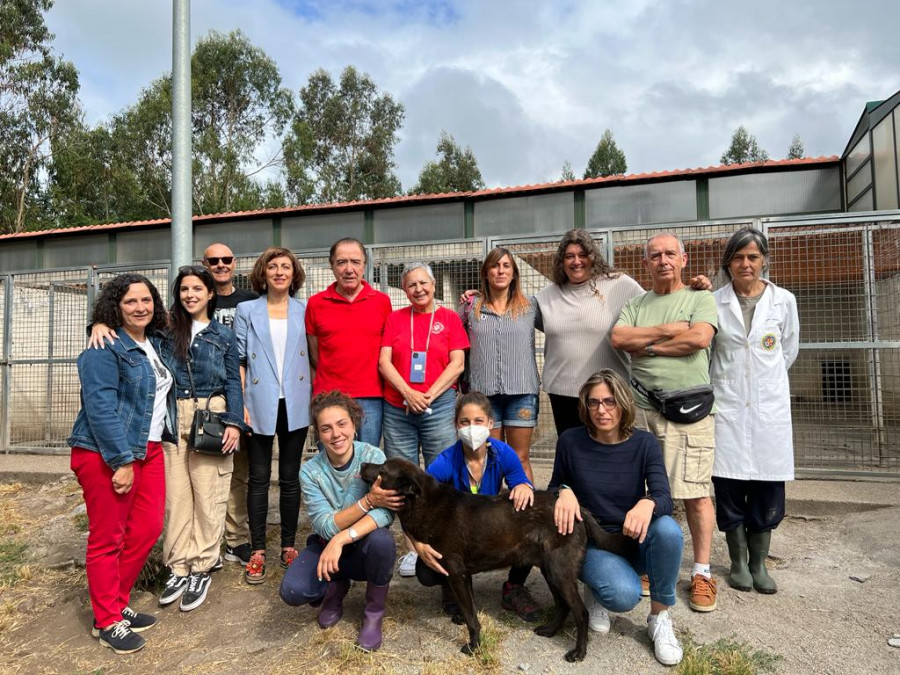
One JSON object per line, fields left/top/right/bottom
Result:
{"left": 247, "top": 399, "right": 308, "bottom": 550}
{"left": 548, "top": 393, "right": 582, "bottom": 436}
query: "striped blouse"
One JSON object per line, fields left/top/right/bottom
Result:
{"left": 459, "top": 297, "right": 540, "bottom": 396}
{"left": 535, "top": 274, "right": 644, "bottom": 397}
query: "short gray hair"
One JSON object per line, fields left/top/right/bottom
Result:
{"left": 645, "top": 233, "right": 685, "bottom": 259}
{"left": 720, "top": 228, "right": 769, "bottom": 279}
{"left": 401, "top": 261, "right": 435, "bottom": 284}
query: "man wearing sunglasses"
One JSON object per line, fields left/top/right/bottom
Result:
{"left": 202, "top": 243, "right": 258, "bottom": 568}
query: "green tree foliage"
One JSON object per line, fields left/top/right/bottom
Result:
{"left": 0, "top": 0, "right": 79, "bottom": 233}
{"left": 583, "top": 129, "right": 627, "bottom": 179}
{"left": 410, "top": 131, "right": 485, "bottom": 194}
{"left": 786, "top": 134, "right": 805, "bottom": 160}
{"left": 559, "top": 160, "right": 576, "bottom": 182}
{"left": 721, "top": 125, "right": 770, "bottom": 165}
{"left": 284, "top": 66, "right": 404, "bottom": 203}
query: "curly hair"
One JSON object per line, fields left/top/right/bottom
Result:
{"left": 577, "top": 369, "right": 635, "bottom": 439}
{"left": 310, "top": 390, "right": 364, "bottom": 441}
{"left": 90, "top": 273, "right": 168, "bottom": 335}
{"left": 249, "top": 247, "right": 305, "bottom": 295}
{"left": 551, "top": 229, "right": 616, "bottom": 287}
{"left": 170, "top": 265, "right": 218, "bottom": 363}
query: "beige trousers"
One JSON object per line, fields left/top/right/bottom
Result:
{"left": 224, "top": 439, "right": 249, "bottom": 547}
{"left": 163, "top": 397, "right": 234, "bottom": 575}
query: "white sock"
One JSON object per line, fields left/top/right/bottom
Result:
{"left": 692, "top": 563, "right": 711, "bottom": 579}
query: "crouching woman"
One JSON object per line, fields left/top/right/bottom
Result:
{"left": 280, "top": 391, "right": 401, "bottom": 651}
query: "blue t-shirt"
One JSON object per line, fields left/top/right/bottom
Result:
{"left": 427, "top": 438, "right": 533, "bottom": 495}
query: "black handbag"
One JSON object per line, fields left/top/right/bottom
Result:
{"left": 631, "top": 377, "right": 714, "bottom": 425}
{"left": 186, "top": 359, "right": 229, "bottom": 455}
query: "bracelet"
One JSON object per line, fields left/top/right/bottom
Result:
{"left": 357, "top": 499, "right": 369, "bottom": 514}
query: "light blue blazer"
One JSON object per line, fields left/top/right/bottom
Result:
{"left": 234, "top": 297, "right": 311, "bottom": 435}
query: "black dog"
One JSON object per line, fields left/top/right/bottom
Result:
{"left": 360, "top": 458, "right": 635, "bottom": 662}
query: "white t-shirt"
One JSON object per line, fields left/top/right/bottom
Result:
{"left": 191, "top": 319, "right": 209, "bottom": 341}
{"left": 269, "top": 318, "right": 288, "bottom": 399}
{"left": 134, "top": 338, "right": 173, "bottom": 441}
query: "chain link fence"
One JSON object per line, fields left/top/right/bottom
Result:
{"left": 1, "top": 217, "right": 898, "bottom": 474}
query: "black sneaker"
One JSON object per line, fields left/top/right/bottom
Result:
{"left": 180, "top": 572, "right": 211, "bottom": 612}
{"left": 224, "top": 543, "right": 251, "bottom": 566}
{"left": 210, "top": 556, "right": 224, "bottom": 572}
{"left": 121, "top": 606, "right": 157, "bottom": 632}
{"left": 159, "top": 573, "right": 189, "bottom": 606}
{"left": 98, "top": 620, "right": 145, "bottom": 654}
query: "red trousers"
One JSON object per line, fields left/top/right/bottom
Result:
{"left": 71, "top": 443, "right": 165, "bottom": 628}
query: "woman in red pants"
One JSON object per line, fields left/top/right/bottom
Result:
{"left": 68, "top": 273, "right": 176, "bottom": 654}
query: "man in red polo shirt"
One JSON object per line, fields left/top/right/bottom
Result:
{"left": 306, "top": 237, "right": 392, "bottom": 446}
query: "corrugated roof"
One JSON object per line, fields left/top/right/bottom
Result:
{"left": 0, "top": 155, "right": 839, "bottom": 242}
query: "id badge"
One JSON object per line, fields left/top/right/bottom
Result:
{"left": 409, "top": 351, "right": 427, "bottom": 383}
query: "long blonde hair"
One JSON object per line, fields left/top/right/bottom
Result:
{"left": 474, "top": 247, "right": 530, "bottom": 320}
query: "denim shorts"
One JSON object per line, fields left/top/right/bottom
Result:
{"left": 487, "top": 394, "right": 539, "bottom": 428}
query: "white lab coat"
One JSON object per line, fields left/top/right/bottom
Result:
{"left": 710, "top": 280, "right": 800, "bottom": 481}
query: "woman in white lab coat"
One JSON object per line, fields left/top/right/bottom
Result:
{"left": 710, "top": 228, "right": 799, "bottom": 595}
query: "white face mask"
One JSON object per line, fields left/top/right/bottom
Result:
{"left": 458, "top": 424, "right": 491, "bottom": 449}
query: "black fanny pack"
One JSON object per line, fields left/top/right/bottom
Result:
{"left": 631, "top": 377, "right": 714, "bottom": 424}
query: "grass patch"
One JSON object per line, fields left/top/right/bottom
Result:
{"left": 72, "top": 512, "right": 89, "bottom": 532}
{"left": 676, "top": 635, "right": 782, "bottom": 675}
{"left": 468, "top": 611, "right": 507, "bottom": 671}
{"left": 0, "top": 540, "right": 28, "bottom": 588}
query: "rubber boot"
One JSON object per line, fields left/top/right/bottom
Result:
{"left": 357, "top": 582, "right": 389, "bottom": 651}
{"left": 317, "top": 579, "right": 350, "bottom": 628}
{"left": 725, "top": 527, "right": 753, "bottom": 592}
{"left": 748, "top": 530, "right": 777, "bottom": 594}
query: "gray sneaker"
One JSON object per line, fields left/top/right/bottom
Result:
{"left": 180, "top": 572, "right": 211, "bottom": 612}
{"left": 159, "top": 573, "right": 189, "bottom": 606}
{"left": 582, "top": 583, "right": 610, "bottom": 634}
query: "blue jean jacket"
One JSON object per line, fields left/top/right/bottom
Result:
{"left": 68, "top": 331, "right": 177, "bottom": 470}
{"left": 159, "top": 320, "right": 247, "bottom": 431}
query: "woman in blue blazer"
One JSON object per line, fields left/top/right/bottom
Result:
{"left": 234, "top": 247, "right": 312, "bottom": 583}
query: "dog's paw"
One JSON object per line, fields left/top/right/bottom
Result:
{"left": 461, "top": 642, "right": 477, "bottom": 656}
{"left": 564, "top": 648, "right": 586, "bottom": 663}
{"left": 534, "top": 624, "right": 557, "bottom": 638}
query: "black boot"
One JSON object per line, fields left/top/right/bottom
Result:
{"left": 748, "top": 530, "right": 777, "bottom": 594}
{"left": 725, "top": 527, "right": 752, "bottom": 592}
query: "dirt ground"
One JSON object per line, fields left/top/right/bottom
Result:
{"left": 0, "top": 472, "right": 898, "bottom": 675}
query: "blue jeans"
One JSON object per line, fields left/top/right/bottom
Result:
{"left": 279, "top": 529, "right": 396, "bottom": 606}
{"left": 580, "top": 515, "right": 683, "bottom": 610}
{"left": 382, "top": 390, "right": 456, "bottom": 468}
{"left": 487, "top": 393, "right": 539, "bottom": 428}
{"left": 356, "top": 397, "right": 383, "bottom": 447}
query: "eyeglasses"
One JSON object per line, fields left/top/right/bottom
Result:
{"left": 204, "top": 256, "right": 234, "bottom": 266}
{"left": 586, "top": 397, "right": 618, "bottom": 411}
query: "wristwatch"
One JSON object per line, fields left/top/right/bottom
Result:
{"left": 348, "top": 527, "right": 359, "bottom": 541}
{"left": 645, "top": 344, "right": 656, "bottom": 357}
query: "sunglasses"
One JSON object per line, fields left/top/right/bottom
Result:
{"left": 178, "top": 265, "right": 207, "bottom": 275}
{"left": 204, "top": 256, "right": 234, "bottom": 266}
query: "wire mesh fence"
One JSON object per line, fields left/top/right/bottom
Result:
{"left": 1, "top": 217, "right": 898, "bottom": 474}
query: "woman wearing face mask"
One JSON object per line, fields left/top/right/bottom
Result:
{"left": 409, "top": 391, "right": 538, "bottom": 623}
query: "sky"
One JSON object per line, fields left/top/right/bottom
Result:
{"left": 44, "top": 0, "right": 900, "bottom": 192}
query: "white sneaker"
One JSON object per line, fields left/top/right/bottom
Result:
{"left": 647, "top": 610, "right": 683, "bottom": 666}
{"left": 397, "top": 552, "right": 418, "bottom": 577}
{"left": 582, "top": 583, "right": 610, "bottom": 634}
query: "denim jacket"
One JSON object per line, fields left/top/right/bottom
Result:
{"left": 68, "top": 331, "right": 177, "bottom": 470}
{"left": 159, "top": 319, "right": 248, "bottom": 431}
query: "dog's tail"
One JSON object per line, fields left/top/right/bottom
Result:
{"left": 580, "top": 508, "right": 638, "bottom": 559}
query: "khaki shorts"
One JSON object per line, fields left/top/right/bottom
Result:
{"left": 634, "top": 407, "right": 715, "bottom": 500}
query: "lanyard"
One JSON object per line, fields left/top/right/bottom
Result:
{"left": 410, "top": 305, "right": 436, "bottom": 353}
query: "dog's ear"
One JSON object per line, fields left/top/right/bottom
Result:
{"left": 395, "top": 473, "right": 423, "bottom": 499}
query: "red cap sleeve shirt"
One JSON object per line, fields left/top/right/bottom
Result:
{"left": 381, "top": 306, "right": 469, "bottom": 408}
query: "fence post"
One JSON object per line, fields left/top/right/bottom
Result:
{"left": 1, "top": 275, "right": 13, "bottom": 453}
{"left": 862, "top": 226, "right": 887, "bottom": 464}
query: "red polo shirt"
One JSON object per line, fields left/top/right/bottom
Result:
{"left": 305, "top": 281, "right": 393, "bottom": 397}
{"left": 381, "top": 306, "right": 470, "bottom": 408}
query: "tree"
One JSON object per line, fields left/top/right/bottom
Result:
{"left": 583, "top": 129, "right": 627, "bottom": 179}
{"left": 284, "top": 66, "right": 404, "bottom": 203}
{"left": 720, "top": 125, "right": 769, "bottom": 165}
{"left": 0, "top": 0, "right": 80, "bottom": 233}
{"left": 559, "top": 160, "right": 576, "bottom": 182}
{"left": 786, "top": 134, "right": 805, "bottom": 160}
{"left": 410, "top": 131, "right": 485, "bottom": 194}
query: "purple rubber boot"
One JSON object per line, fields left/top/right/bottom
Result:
{"left": 317, "top": 579, "right": 350, "bottom": 628}
{"left": 357, "top": 582, "right": 389, "bottom": 651}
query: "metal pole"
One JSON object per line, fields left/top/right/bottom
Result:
{"left": 1, "top": 275, "right": 14, "bottom": 453}
{"left": 170, "top": 0, "right": 192, "bottom": 279}
{"left": 45, "top": 284, "right": 55, "bottom": 441}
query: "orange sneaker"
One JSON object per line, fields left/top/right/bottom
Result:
{"left": 640, "top": 574, "right": 650, "bottom": 597}
{"left": 689, "top": 574, "right": 717, "bottom": 612}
